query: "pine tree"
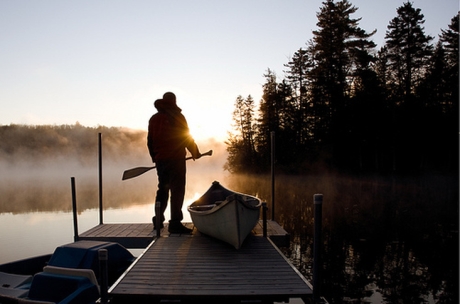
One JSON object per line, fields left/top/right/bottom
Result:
{"left": 417, "top": 42, "right": 449, "bottom": 109}
{"left": 284, "top": 48, "right": 314, "bottom": 146}
{"left": 257, "top": 70, "right": 297, "bottom": 168}
{"left": 225, "top": 95, "right": 257, "bottom": 173}
{"left": 384, "top": 2, "right": 436, "bottom": 172}
{"left": 309, "top": 0, "right": 376, "bottom": 168}
{"left": 437, "top": 13, "right": 459, "bottom": 172}
{"left": 256, "top": 70, "right": 279, "bottom": 165}
{"left": 385, "top": 2, "right": 433, "bottom": 104}
{"left": 439, "top": 13, "right": 459, "bottom": 113}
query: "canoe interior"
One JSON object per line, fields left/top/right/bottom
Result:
{"left": 189, "top": 181, "right": 262, "bottom": 211}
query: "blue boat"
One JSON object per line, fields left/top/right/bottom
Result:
{"left": 0, "top": 240, "right": 135, "bottom": 304}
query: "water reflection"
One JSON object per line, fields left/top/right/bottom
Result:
{"left": 226, "top": 173, "right": 458, "bottom": 303}
{"left": 0, "top": 173, "right": 155, "bottom": 214}
{"left": 0, "top": 205, "right": 155, "bottom": 264}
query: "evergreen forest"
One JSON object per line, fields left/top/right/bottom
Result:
{"left": 225, "top": 1, "right": 459, "bottom": 175}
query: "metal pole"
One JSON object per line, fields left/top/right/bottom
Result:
{"left": 262, "top": 202, "right": 267, "bottom": 238}
{"left": 270, "top": 131, "right": 275, "bottom": 221}
{"left": 313, "top": 194, "right": 323, "bottom": 302}
{"left": 71, "top": 177, "right": 79, "bottom": 242}
{"left": 98, "top": 132, "right": 103, "bottom": 224}
{"left": 98, "top": 249, "right": 109, "bottom": 304}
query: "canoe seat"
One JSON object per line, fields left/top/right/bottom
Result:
{"left": 28, "top": 267, "right": 99, "bottom": 304}
{"left": 47, "top": 240, "right": 134, "bottom": 285}
{"left": 43, "top": 266, "right": 99, "bottom": 292}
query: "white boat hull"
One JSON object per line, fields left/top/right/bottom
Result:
{"left": 188, "top": 181, "right": 261, "bottom": 249}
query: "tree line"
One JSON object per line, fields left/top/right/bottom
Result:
{"left": 225, "top": 1, "right": 459, "bottom": 175}
{"left": 0, "top": 123, "right": 148, "bottom": 166}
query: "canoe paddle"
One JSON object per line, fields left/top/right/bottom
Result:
{"left": 122, "top": 150, "right": 213, "bottom": 180}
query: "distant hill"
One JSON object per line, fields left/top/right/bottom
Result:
{"left": 0, "top": 124, "right": 148, "bottom": 166}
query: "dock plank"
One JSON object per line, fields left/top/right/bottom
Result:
{"left": 79, "top": 224, "right": 154, "bottom": 248}
{"left": 109, "top": 234, "right": 312, "bottom": 303}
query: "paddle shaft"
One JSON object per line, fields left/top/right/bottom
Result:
{"left": 122, "top": 150, "right": 213, "bottom": 180}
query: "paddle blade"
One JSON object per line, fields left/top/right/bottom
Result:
{"left": 122, "top": 166, "right": 156, "bottom": 180}
{"left": 201, "top": 150, "right": 213, "bottom": 157}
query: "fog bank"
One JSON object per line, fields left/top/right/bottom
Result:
{"left": 0, "top": 124, "right": 229, "bottom": 213}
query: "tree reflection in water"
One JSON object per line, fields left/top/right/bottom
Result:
{"left": 227, "top": 173, "right": 458, "bottom": 303}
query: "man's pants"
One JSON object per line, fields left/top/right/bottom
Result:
{"left": 154, "top": 159, "right": 186, "bottom": 224}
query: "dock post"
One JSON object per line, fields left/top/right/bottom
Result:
{"left": 155, "top": 201, "right": 161, "bottom": 238}
{"left": 98, "top": 249, "right": 109, "bottom": 304}
{"left": 313, "top": 194, "right": 323, "bottom": 303}
{"left": 71, "top": 177, "right": 79, "bottom": 242}
{"left": 98, "top": 132, "right": 103, "bottom": 225}
{"left": 271, "top": 131, "right": 275, "bottom": 221}
{"left": 262, "top": 202, "right": 267, "bottom": 237}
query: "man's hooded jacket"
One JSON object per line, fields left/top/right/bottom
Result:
{"left": 147, "top": 98, "right": 200, "bottom": 161}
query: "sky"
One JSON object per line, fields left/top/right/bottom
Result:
{"left": 0, "top": 0, "right": 457, "bottom": 141}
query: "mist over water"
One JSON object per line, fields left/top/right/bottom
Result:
{"left": 0, "top": 125, "right": 229, "bottom": 214}
{"left": 0, "top": 126, "right": 230, "bottom": 263}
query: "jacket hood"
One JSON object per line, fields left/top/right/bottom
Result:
{"left": 154, "top": 99, "right": 182, "bottom": 113}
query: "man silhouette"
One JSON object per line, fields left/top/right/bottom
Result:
{"left": 147, "top": 92, "right": 201, "bottom": 233}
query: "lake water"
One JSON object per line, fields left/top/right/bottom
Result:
{"left": 0, "top": 159, "right": 458, "bottom": 303}
{"left": 229, "top": 173, "right": 458, "bottom": 303}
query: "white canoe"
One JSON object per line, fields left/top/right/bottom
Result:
{"left": 188, "top": 181, "right": 262, "bottom": 249}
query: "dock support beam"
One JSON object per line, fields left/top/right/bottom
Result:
{"left": 99, "top": 249, "right": 109, "bottom": 304}
{"left": 71, "top": 177, "right": 79, "bottom": 242}
{"left": 313, "top": 194, "right": 323, "bottom": 303}
{"left": 98, "top": 132, "right": 103, "bottom": 225}
{"left": 262, "top": 202, "right": 267, "bottom": 237}
{"left": 271, "top": 131, "right": 275, "bottom": 221}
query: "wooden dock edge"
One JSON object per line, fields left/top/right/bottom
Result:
{"left": 267, "top": 237, "right": 314, "bottom": 304}
{"left": 254, "top": 220, "right": 290, "bottom": 248}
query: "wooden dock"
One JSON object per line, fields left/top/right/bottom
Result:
{"left": 78, "top": 221, "right": 312, "bottom": 303}
{"left": 79, "top": 220, "right": 290, "bottom": 248}
{"left": 108, "top": 233, "right": 312, "bottom": 303}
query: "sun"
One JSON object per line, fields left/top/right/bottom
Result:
{"left": 185, "top": 108, "right": 231, "bottom": 142}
